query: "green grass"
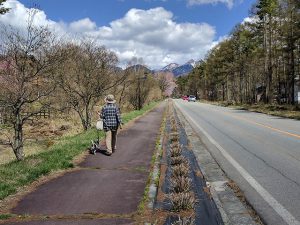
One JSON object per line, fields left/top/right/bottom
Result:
{"left": 0, "top": 101, "right": 160, "bottom": 201}
{"left": 0, "top": 214, "right": 13, "bottom": 220}
{"left": 122, "top": 101, "right": 159, "bottom": 124}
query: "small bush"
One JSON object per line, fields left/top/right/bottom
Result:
{"left": 170, "top": 145, "right": 182, "bottom": 157}
{"left": 171, "top": 216, "right": 195, "bottom": 225}
{"left": 170, "top": 176, "right": 192, "bottom": 193}
{"left": 170, "top": 132, "right": 179, "bottom": 142}
{"left": 170, "top": 156, "right": 188, "bottom": 166}
{"left": 171, "top": 123, "right": 177, "bottom": 132}
{"left": 170, "top": 142, "right": 180, "bottom": 149}
{"left": 171, "top": 163, "right": 190, "bottom": 177}
{"left": 168, "top": 192, "right": 196, "bottom": 212}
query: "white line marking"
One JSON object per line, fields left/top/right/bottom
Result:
{"left": 175, "top": 101, "right": 300, "bottom": 225}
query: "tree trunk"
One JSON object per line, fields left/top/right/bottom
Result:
{"left": 85, "top": 103, "right": 91, "bottom": 129}
{"left": 13, "top": 114, "right": 24, "bottom": 161}
{"left": 288, "top": 48, "right": 295, "bottom": 104}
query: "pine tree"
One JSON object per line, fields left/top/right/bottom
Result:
{"left": 0, "top": 0, "right": 9, "bottom": 15}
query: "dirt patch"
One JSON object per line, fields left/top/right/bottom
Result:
{"left": 156, "top": 163, "right": 167, "bottom": 203}
{"left": 195, "top": 169, "right": 203, "bottom": 179}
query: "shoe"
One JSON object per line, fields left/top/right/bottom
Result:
{"left": 105, "top": 151, "right": 112, "bottom": 156}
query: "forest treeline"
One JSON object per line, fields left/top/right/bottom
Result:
{"left": 176, "top": 0, "right": 300, "bottom": 105}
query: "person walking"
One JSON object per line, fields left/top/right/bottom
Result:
{"left": 99, "top": 94, "right": 122, "bottom": 156}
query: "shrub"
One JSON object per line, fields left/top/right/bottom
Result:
{"left": 170, "top": 145, "right": 182, "bottom": 157}
{"left": 170, "top": 156, "right": 188, "bottom": 166}
{"left": 170, "top": 132, "right": 179, "bottom": 142}
{"left": 171, "top": 120, "right": 177, "bottom": 132}
{"left": 170, "top": 176, "right": 192, "bottom": 193}
{"left": 168, "top": 192, "right": 196, "bottom": 212}
{"left": 171, "top": 216, "right": 195, "bottom": 225}
{"left": 171, "top": 163, "right": 190, "bottom": 177}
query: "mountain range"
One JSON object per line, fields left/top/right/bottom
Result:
{"left": 124, "top": 59, "right": 199, "bottom": 77}
{"left": 158, "top": 59, "right": 199, "bottom": 77}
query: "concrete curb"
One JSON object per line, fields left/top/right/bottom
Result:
{"left": 174, "top": 105, "right": 258, "bottom": 225}
{"left": 147, "top": 107, "right": 166, "bottom": 209}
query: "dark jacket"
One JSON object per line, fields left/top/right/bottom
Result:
{"left": 100, "top": 103, "right": 122, "bottom": 131}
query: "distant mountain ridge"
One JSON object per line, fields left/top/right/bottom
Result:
{"left": 125, "top": 64, "right": 152, "bottom": 74}
{"left": 122, "top": 60, "right": 199, "bottom": 77}
{"left": 161, "top": 63, "right": 179, "bottom": 71}
{"left": 158, "top": 59, "right": 198, "bottom": 77}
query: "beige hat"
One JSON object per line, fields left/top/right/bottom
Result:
{"left": 105, "top": 94, "right": 116, "bottom": 103}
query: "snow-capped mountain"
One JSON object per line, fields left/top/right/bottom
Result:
{"left": 159, "top": 60, "right": 198, "bottom": 77}
{"left": 161, "top": 63, "right": 180, "bottom": 71}
{"left": 172, "top": 63, "right": 194, "bottom": 77}
{"left": 186, "top": 59, "right": 196, "bottom": 68}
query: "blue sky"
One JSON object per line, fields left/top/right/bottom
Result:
{"left": 1, "top": 0, "right": 257, "bottom": 68}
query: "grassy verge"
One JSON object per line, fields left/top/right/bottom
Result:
{"left": 201, "top": 100, "right": 300, "bottom": 120}
{"left": 0, "top": 101, "right": 160, "bottom": 201}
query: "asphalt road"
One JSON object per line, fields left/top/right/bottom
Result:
{"left": 174, "top": 99, "right": 300, "bottom": 225}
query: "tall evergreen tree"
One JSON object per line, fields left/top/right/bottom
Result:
{"left": 0, "top": 0, "right": 9, "bottom": 15}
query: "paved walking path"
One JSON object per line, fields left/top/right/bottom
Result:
{"left": 2, "top": 103, "right": 165, "bottom": 225}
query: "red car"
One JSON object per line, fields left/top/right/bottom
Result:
{"left": 182, "top": 95, "right": 188, "bottom": 100}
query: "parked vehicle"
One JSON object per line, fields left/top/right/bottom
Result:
{"left": 188, "top": 95, "right": 196, "bottom": 102}
{"left": 182, "top": 95, "right": 188, "bottom": 101}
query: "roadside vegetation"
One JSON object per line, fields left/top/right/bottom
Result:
{"left": 202, "top": 100, "right": 300, "bottom": 120}
{"left": 175, "top": 0, "right": 300, "bottom": 110}
{"left": 0, "top": 101, "right": 160, "bottom": 201}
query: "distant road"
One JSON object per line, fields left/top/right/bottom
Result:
{"left": 174, "top": 99, "right": 300, "bottom": 225}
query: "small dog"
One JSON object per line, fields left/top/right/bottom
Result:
{"left": 89, "top": 139, "right": 100, "bottom": 155}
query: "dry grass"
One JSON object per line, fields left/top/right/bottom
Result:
{"left": 170, "top": 145, "right": 182, "bottom": 158}
{"left": 170, "top": 176, "right": 192, "bottom": 193}
{"left": 169, "top": 132, "right": 180, "bottom": 143}
{"left": 170, "top": 156, "right": 188, "bottom": 166}
{"left": 171, "top": 164, "right": 190, "bottom": 177}
{"left": 168, "top": 192, "right": 196, "bottom": 212}
{"left": 195, "top": 170, "right": 203, "bottom": 179}
{"left": 171, "top": 216, "right": 195, "bottom": 225}
{"left": 0, "top": 113, "right": 86, "bottom": 165}
{"left": 203, "top": 186, "right": 212, "bottom": 199}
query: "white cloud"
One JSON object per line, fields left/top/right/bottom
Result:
{"left": 0, "top": 0, "right": 217, "bottom": 69}
{"left": 69, "top": 18, "right": 97, "bottom": 33}
{"left": 187, "top": 0, "right": 235, "bottom": 9}
{"left": 242, "top": 16, "right": 258, "bottom": 24}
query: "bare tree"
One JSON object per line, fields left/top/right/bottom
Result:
{"left": 56, "top": 41, "right": 125, "bottom": 130}
{"left": 156, "top": 72, "right": 171, "bottom": 96}
{"left": 0, "top": 13, "right": 61, "bottom": 160}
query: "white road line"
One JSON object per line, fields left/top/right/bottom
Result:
{"left": 175, "top": 101, "right": 300, "bottom": 225}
